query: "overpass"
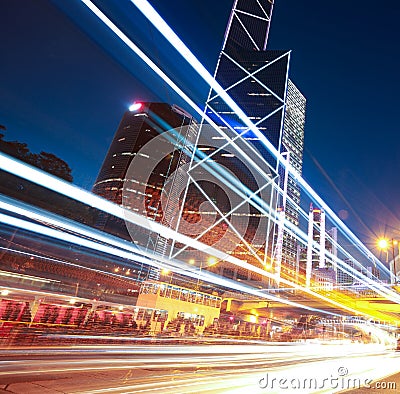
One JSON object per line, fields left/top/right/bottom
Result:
{"left": 221, "top": 288, "right": 400, "bottom": 326}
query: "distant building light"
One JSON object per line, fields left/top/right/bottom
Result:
{"left": 198, "top": 147, "right": 213, "bottom": 151}
{"left": 129, "top": 102, "right": 143, "bottom": 111}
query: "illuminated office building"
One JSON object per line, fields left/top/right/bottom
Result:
{"left": 204, "top": 0, "right": 306, "bottom": 280}
{"left": 303, "top": 204, "right": 337, "bottom": 288}
{"left": 93, "top": 102, "right": 197, "bottom": 280}
{"left": 93, "top": 102, "right": 194, "bottom": 205}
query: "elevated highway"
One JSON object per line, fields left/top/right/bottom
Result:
{"left": 222, "top": 288, "right": 400, "bottom": 325}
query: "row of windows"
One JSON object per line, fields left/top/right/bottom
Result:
{"left": 140, "top": 282, "right": 221, "bottom": 308}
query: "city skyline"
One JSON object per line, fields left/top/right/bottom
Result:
{"left": 0, "top": 0, "right": 399, "bottom": 252}
{"left": 2, "top": 3, "right": 400, "bottom": 387}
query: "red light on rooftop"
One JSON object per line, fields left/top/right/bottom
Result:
{"left": 129, "top": 102, "right": 143, "bottom": 111}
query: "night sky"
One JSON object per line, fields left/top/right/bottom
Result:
{"left": 1, "top": 0, "right": 399, "bottom": 249}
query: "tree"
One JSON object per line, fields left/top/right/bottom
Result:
{"left": 34, "top": 152, "right": 73, "bottom": 182}
{"left": 0, "top": 132, "right": 73, "bottom": 182}
{"left": 0, "top": 133, "right": 30, "bottom": 160}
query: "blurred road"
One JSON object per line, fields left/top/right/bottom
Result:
{"left": 0, "top": 342, "right": 399, "bottom": 393}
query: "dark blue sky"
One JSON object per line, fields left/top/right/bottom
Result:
{"left": 1, "top": 0, "right": 399, "bottom": 248}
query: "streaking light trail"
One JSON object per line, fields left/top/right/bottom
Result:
{"left": 0, "top": 208, "right": 343, "bottom": 315}
{"left": 1, "top": 0, "right": 399, "bottom": 314}
{"left": 78, "top": 0, "right": 390, "bottom": 284}
{"left": 0, "top": 172, "right": 397, "bottom": 320}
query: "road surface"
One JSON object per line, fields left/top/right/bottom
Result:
{"left": 0, "top": 342, "right": 399, "bottom": 393}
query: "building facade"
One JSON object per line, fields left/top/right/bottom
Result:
{"left": 203, "top": 0, "right": 306, "bottom": 284}
{"left": 93, "top": 102, "right": 198, "bottom": 280}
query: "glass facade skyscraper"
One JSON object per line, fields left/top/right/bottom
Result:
{"left": 93, "top": 102, "right": 197, "bottom": 280}
{"left": 92, "top": 0, "right": 306, "bottom": 287}
{"left": 93, "top": 103, "right": 194, "bottom": 206}
{"left": 280, "top": 80, "right": 306, "bottom": 270}
{"left": 204, "top": 0, "right": 306, "bottom": 281}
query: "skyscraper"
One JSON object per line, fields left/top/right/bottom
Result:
{"left": 303, "top": 204, "right": 337, "bottom": 289}
{"left": 204, "top": 0, "right": 306, "bottom": 281}
{"left": 93, "top": 102, "right": 194, "bottom": 207}
{"left": 93, "top": 102, "right": 198, "bottom": 279}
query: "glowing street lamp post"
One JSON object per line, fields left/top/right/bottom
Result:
{"left": 193, "top": 257, "right": 217, "bottom": 289}
{"left": 377, "top": 238, "right": 398, "bottom": 284}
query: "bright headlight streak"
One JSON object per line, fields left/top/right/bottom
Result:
{"left": 0, "top": 196, "right": 222, "bottom": 284}
{"left": 0, "top": 155, "right": 345, "bottom": 307}
{"left": 271, "top": 171, "right": 380, "bottom": 285}
{"left": 4, "top": 195, "right": 386, "bottom": 318}
{"left": 0, "top": 211, "right": 224, "bottom": 292}
{"left": 0, "top": 153, "right": 274, "bottom": 283}
{"left": 0, "top": 197, "right": 318, "bottom": 303}
{"left": 282, "top": 204, "right": 386, "bottom": 295}
{"left": 0, "top": 196, "right": 140, "bottom": 254}
{"left": 326, "top": 249, "right": 394, "bottom": 300}
{"left": 130, "top": 0, "right": 388, "bottom": 275}
{"left": 284, "top": 210, "right": 393, "bottom": 299}
{"left": 0, "top": 269, "right": 59, "bottom": 284}
{"left": 0, "top": 152, "right": 244, "bottom": 267}
{"left": 0, "top": 196, "right": 291, "bottom": 292}
{"left": 0, "top": 155, "right": 396, "bottom": 317}
{"left": 0, "top": 212, "right": 339, "bottom": 315}
{"left": 0, "top": 206, "right": 381, "bottom": 319}
{"left": 0, "top": 213, "right": 143, "bottom": 264}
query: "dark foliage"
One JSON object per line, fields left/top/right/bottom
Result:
{"left": 0, "top": 133, "right": 73, "bottom": 182}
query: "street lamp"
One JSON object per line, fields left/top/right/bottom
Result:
{"left": 377, "top": 238, "right": 398, "bottom": 284}
{"left": 161, "top": 268, "right": 173, "bottom": 284}
{"left": 191, "top": 257, "right": 219, "bottom": 290}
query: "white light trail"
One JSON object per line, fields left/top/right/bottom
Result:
{"left": 79, "top": 0, "right": 277, "bottom": 198}
{"left": 0, "top": 152, "right": 244, "bottom": 266}
{"left": 0, "top": 209, "right": 340, "bottom": 315}
{"left": 0, "top": 192, "right": 351, "bottom": 313}
{"left": 75, "top": 1, "right": 392, "bottom": 294}
{"left": 80, "top": 0, "right": 391, "bottom": 293}
{"left": 1, "top": 191, "right": 395, "bottom": 319}
{"left": 4, "top": 191, "right": 389, "bottom": 319}
{"left": 0, "top": 269, "right": 59, "bottom": 284}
